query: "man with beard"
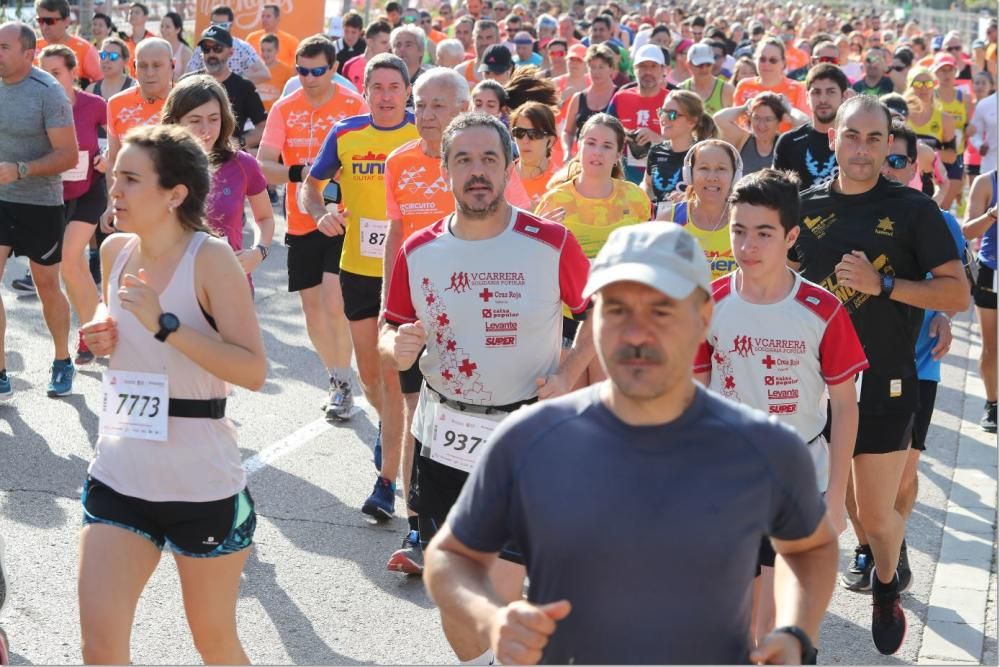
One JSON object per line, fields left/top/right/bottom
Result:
{"left": 380, "top": 112, "right": 595, "bottom": 664}
{"left": 606, "top": 44, "right": 670, "bottom": 184}
{"left": 190, "top": 26, "right": 266, "bottom": 149}
{"left": 420, "top": 221, "right": 840, "bottom": 665}
{"left": 774, "top": 63, "right": 847, "bottom": 189}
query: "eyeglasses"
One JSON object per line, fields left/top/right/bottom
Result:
{"left": 889, "top": 64, "right": 907, "bottom": 72}
{"left": 35, "top": 17, "right": 61, "bottom": 26}
{"left": 211, "top": 20, "right": 232, "bottom": 30}
{"left": 946, "top": 45, "right": 963, "bottom": 53}
{"left": 865, "top": 56, "right": 882, "bottom": 64}
{"left": 757, "top": 56, "right": 782, "bottom": 65}
{"left": 200, "top": 44, "right": 227, "bottom": 54}
{"left": 658, "top": 109, "right": 683, "bottom": 120}
{"left": 885, "top": 154, "right": 912, "bottom": 169}
{"left": 296, "top": 65, "right": 330, "bottom": 77}
{"left": 817, "top": 55, "right": 839, "bottom": 63}
{"left": 512, "top": 127, "right": 549, "bottom": 140}
{"left": 911, "top": 79, "right": 935, "bottom": 89}
{"left": 99, "top": 51, "right": 122, "bottom": 61}
{"left": 549, "top": 49, "right": 566, "bottom": 57}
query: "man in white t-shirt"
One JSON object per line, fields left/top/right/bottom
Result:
{"left": 694, "top": 168, "right": 867, "bottom": 645}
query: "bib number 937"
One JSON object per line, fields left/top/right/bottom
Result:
{"left": 429, "top": 404, "right": 499, "bottom": 473}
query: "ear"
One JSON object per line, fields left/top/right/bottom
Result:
{"left": 169, "top": 183, "right": 189, "bottom": 211}
{"left": 785, "top": 224, "right": 800, "bottom": 249}
{"left": 827, "top": 126, "right": 836, "bottom": 151}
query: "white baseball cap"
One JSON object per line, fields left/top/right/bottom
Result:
{"left": 584, "top": 223, "right": 713, "bottom": 300}
{"left": 633, "top": 43, "right": 666, "bottom": 66}
{"left": 687, "top": 42, "right": 716, "bottom": 67}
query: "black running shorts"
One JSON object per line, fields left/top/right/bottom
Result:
{"left": 854, "top": 412, "right": 915, "bottom": 456}
{"left": 911, "top": 379, "right": 939, "bottom": 452}
{"left": 65, "top": 179, "right": 108, "bottom": 226}
{"left": 973, "top": 260, "right": 997, "bottom": 310}
{"left": 0, "top": 200, "right": 65, "bottom": 265}
{"left": 339, "top": 269, "right": 382, "bottom": 322}
{"left": 285, "top": 230, "right": 344, "bottom": 292}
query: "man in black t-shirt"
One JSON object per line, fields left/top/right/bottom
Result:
{"left": 333, "top": 11, "right": 366, "bottom": 75}
{"left": 792, "top": 96, "right": 969, "bottom": 657}
{"left": 851, "top": 47, "right": 894, "bottom": 97}
{"left": 192, "top": 26, "right": 267, "bottom": 149}
{"left": 774, "top": 63, "right": 847, "bottom": 190}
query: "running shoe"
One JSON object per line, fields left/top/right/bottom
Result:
{"left": 373, "top": 422, "right": 382, "bottom": 472}
{"left": 871, "top": 569, "right": 906, "bottom": 655}
{"left": 0, "top": 372, "right": 11, "bottom": 402}
{"left": 47, "top": 361, "right": 76, "bottom": 398}
{"left": 75, "top": 331, "right": 95, "bottom": 366}
{"left": 387, "top": 529, "right": 424, "bottom": 575}
{"left": 10, "top": 272, "right": 34, "bottom": 294}
{"left": 841, "top": 543, "right": 874, "bottom": 592}
{"left": 981, "top": 401, "right": 997, "bottom": 433}
{"left": 897, "top": 540, "right": 912, "bottom": 594}
{"left": 88, "top": 248, "right": 101, "bottom": 285}
{"left": 324, "top": 378, "right": 354, "bottom": 422}
{"left": 361, "top": 476, "right": 395, "bottom": 521}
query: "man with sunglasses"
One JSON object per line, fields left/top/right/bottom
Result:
{"left": 774, "top": 63, "right": 848, "bottom": 190}
{"left": 188, "top": 26, "right": 266, "bottom": 150}
{"left": 887, "top": 48, "right": 913, "bottom": 93}
{"left": 788, "top": 40, "right": 839, "bottom": 82}
{"left": 791, "top": 95, "right": 969, "bottom": 656}
{"left": 33, "top": 0, "right": 102, "bottom": 87}
{"left": 184, "top": 6, "right": 269, "bottom": 85}
{"left": 852, "top": 46, "right": 894, "bottom": 97}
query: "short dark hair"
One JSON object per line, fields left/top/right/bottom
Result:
{"left": 34, "top": 0, "right": 70, "bottom": 19}
{"left": 386, "top": 1, "right": 403, "bottom": 13}
{"left": 591, "top": 15, "right": 612, "bottom": 30}
{"left": 692, "top": 16, "right": 706, "bottom": 28}
{"left": 835, "top": 94, "right": 893, "bottom": 134}
{"left": 805, "top": 62, "right": 849, "bottom": 92}
{"left": 39, "top": 43, "right": 76, "bottom": 70}
{"left": 889, "top": 118, "right": 918, "bottom": 161}
{"left": 261, "top": 34, "right": 279, "bottom": 49}
{"left": 365, "top": 19, "right": 393, "bottom": 39}
{"left": 262, "top": 3, "right": 280, "bottom": 17}
{"left": 892, "top": 47, "right": 914, "bottom": 67}
{"left": 343, "top": 11, "right": 364, "bottom": 30}
{"left": 364, "top": 52, "right": 410, "bottom": 89}
{"left": 729, "top": 168, "right": 802, "bottom": 234}
{"left": 441, "top": 111, "right": 513, "bottom": 167}
{"left": 129, "top": 2, "right": 149, "bottom": 16}
{"left": 297, "top": 34, "right": 337, "bottom": 66}
{"left": 210, "top": 6, "right": 235, "bottom": 21}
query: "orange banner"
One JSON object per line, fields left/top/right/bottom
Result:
{"left": 194, "top": 0, "right": 325, "bottom": 42}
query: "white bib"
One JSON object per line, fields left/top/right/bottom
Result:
{"left": 360, "top": 217, "right": 389, "bottom": 258}
{"left": 99, "top": 370, "right": 169, "bottom": 442}
{"left": 428, "top": 402, "right": 499, "bottom": 473}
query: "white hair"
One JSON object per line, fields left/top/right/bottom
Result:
{"left": 413, "top": 66, "right": 471, "bottom": 105}
{"left": 436, "top": 39, "right": 466, "bottom": 64}
{"left": 391, "top": 24, "right": 426, "bottom": 54}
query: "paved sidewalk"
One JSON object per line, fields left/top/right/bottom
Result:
{"left": 917, "top": 314, "right": 998, "bottom": 664}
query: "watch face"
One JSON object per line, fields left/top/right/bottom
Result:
{"left": 160, "top": 313, "right": 180, "bottom": 331}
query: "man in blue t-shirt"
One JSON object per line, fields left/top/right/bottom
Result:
{"left": 423, "top": 223, "right": 839, "bottom": 666}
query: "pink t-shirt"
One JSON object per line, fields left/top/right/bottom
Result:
{"left": 205, "top": 150, "right": 267, "bottom": 252}
{"left": 64, "top": 90, "right": 106, "bottom": 201}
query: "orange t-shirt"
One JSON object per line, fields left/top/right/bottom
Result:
{"left": 385, "top": 138, "right": 532, "bottom": 240}
{"left": 784, "top": 45, "right": 809, "bottom": 73}
{"left": 259, "top": 86, "right": 370, "bottom": 236}
{"left": 246, "top": 29, "right": 301, "bottom": 67}
{"left": 107, "top": 86, "right": 165, "bottom": 142}
{"left": 257, "top": 60, "right": 295, "bottom": 112}
{"left": 426, "top": 29, "right": 449, "bottom": 45}
{"left": 734, "top": 77, "right": 808, "bottom": 132}
{"left": 518, "top": 162, "right": 556, "bottom": 211}
{"left": 37, "top": 34, "right": 102, "bottom": 83}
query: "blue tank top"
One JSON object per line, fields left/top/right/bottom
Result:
{"left": 979, "top": 171, "right": 997, "bottom": 270}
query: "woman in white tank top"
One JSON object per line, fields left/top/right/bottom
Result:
{"left": 79, "top": 125, "right": 266, "bottom": 665}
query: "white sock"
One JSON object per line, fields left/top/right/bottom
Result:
{"left": 459, "top": 648, "right": 495, "bottom": 665}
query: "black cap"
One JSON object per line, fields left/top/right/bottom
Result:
{"left": 198, "top": 25, "right": 233, "bottom": 48}
{"left": 478, "top": 44, "right": 514, "bottom": 74}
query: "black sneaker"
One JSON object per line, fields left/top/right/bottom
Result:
{"left": 897, "top": 540, "right": 912, "bottom": 593}
{"left": 841, "top": 543, "right": 874, "bottom": 592}
{"left": 10, "top": 271, "right": 34, "bottom": 294}
{"left": 981, "top": 401, "right": 997, "bottom": 433}
{"left": 88, "top": 248, "right": 101, "bottom": 285}
{"left": 871, "top": 570, "right": 906, "bottom": 655}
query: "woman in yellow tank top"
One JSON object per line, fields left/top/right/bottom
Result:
{"left": 907, "top": 67, "right": 958, "bottom": 200}
{"left": 934, "top": 54, "right": 973, "bottom": 209}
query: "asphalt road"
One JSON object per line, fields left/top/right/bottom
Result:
{"left": 0, "top": 217, "right": 994, "bottom": 665}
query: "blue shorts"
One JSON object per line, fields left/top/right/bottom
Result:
{"left": 81, "top": 477, "right": 256, "bottom": 558}
{"left": 945, "top": 155, "right": 965, "bottom": 180}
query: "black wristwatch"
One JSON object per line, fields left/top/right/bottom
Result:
{"left": 774, "top": 626, "right": 818, "bottom": 665}
{"left": 154, "top": 312, "right": 180, "bottom": 342}
{"left": 880, "top": 273, "right": 896, "bottom": 299}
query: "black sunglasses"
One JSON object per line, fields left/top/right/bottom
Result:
{"left": 512, "top": 127, "right": 549, "bottom": 140}
{"left": 200, "top": 43, "right": 227, "bottom": 54}
{"left": 890, "top": 64, "right": 906, "bottom": 72}
{"left": 296, "top": 65, "right": 330, "bottom": 77}
{"left": 35, "top": 16, "right": 61, "bottom": 25}
{"left": 886, "top": 154, "right": 912, "bottom": 169}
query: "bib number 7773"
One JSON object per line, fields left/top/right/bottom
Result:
{"left": 99, "top": 370, "right": 169, "bottom": 441}
{"left": 429, "top": 403, "right": 499, "bottom": 473}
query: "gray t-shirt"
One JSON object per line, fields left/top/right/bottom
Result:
{"left": 448, "top": 383, "right": 826, "bottom": 665}
{"left": 0, "top": 67, "right": 74, "bottom": 205}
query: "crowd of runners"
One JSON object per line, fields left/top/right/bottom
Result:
{"left": 0, "top": 0, "right": 996, "bottom": 663}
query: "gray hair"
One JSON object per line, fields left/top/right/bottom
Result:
{"left": 363, "top": 52, "right": 411, "bottom": 89}
{"left": 414, "top": 66, "right": 471, "bottom": 105}
{"left": 441, "top": 112, "right": 513, "bottom": 167}
{"left": 436, "top": 39, "right": 466, "bottom": 64}
{"left": 390, "top": 24, "right": 426, "bottom": 55}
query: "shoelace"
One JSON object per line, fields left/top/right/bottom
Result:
{"left": 52, "top": 366, "right": 71, "bottom": 384}
{"left": 872, "top": 590, "right": 900, "bottom": 621}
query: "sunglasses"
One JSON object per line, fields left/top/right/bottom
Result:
{"left": 911, "top": 79, "right": 935, "bottom": 89}
{"left": 817, "top": 55, "right": 839, "bottom": 63}
{"left": 658, "top": 109, "right": 683, "bottom": 120}
{"left": 99, "top": 51, "right": 122, "bottom": 61}
{"left": 512, "top": 127, "right": 549, "bottom": 140}
{"left": 946, "top": 45, "right": 963, "bottom": 53}
{"left": 885, "top": 154, "right": 912, "bottom": 169}
{"left": 890, "top": 64, "right": 906, "bottom": 72}
{"left": 296, "top": 65, "right": 330, "bottom": 77}
{"left": 212, "top": 21, "right": 232, "bottom": 30}
{"left": 201, "top": 43, "right": 227, "bottom": 54}
{"left": 549, "top": 50, "right": 567, "bottom": 57}
{"left": 35, "top": 16, "right": 61, "bottom": 26}
{"left": 757, "top": 56, "right": 782, "bottom": 65}
{"left": 865, "top": 56, "right": 882, "bottom": 64}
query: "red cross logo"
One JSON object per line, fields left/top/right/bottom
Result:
{"left": 725, "top": 376, "right": 735, "bottom": 390}
{"left": 446, "top": 339, "right": 456, "bottom": 351}
{"left": 441, "top": 369, "right": 453, "bottom": 381}
{"left": 437, "top": 313, "right": 450, "bottom": 326}
{"left": 458, "top": 358, "right": 478, "bottom": 377}
{"left": 761, "top": 355, "right": 776, "bottom": 369}
{"left": 426, "top": 294, "right": 435, "bottom": 305}
{"left": 479, "top": 288, "right": 493, "bottom": 302}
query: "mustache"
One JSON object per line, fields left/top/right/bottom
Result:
{"left": 463, "top": 176, "right": 493, "bottom": 192}
{"left": 613, "top": 345, "right": 663, "bottom": 363}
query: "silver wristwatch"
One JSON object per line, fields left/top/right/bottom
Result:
{"left": 15, "top": 162, "right": 28, "bottom": 180}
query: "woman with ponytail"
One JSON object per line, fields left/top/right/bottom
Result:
{"left": 643, "top": 89, "right": 718, "bottom": 211}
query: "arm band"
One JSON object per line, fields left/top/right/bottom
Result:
{"left": 288, "top": 164, "right": 305, "bottom": 183}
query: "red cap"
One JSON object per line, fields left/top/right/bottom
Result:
{"left": 932, "top": 52, "right": 958, "bottom": 71}
{"left": 568, "top": 43, "right": 587, "bottom": 60}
